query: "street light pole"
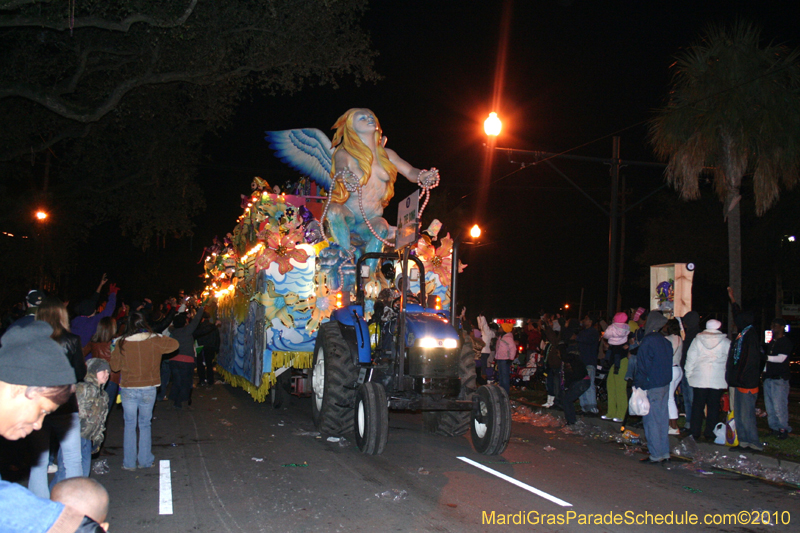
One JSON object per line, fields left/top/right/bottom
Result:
{"left": 449, "top": 224, "right": 481, "bottom": 327}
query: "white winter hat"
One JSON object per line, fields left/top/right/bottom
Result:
{"left": 705, "top": 319, "right": 722, "bottom": 331}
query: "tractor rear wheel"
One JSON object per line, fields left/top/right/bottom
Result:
{"left": 422, "top": 342, "right": 477, "bottom": 436}
{"left": 311, "top": 321, "right": 358, "bottom": 437}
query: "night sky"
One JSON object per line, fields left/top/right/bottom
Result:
{"left": 164, "top": 0, "right": 800, "bottom": 318}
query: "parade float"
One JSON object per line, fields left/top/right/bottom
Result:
{"left": 201, "top": 109, "right": 454, "bottom": 404}
{"left": 649, "top": 262, "right": 695, "bottom": 318}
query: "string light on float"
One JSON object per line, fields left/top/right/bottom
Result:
{"left": 35, "top": 210, "right": 48, "bottom": 221}
{"left": 335, "top": 291, "right": 343, "bottom": 309}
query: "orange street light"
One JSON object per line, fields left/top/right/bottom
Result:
{"left": 484, "top": 112, "right": 502, "bottom": 137}
{"left": 470, "top": 224, "right": 482, "bottom": 239}
{"left": 35, "top": 210, "right": 48, "bottom": 221}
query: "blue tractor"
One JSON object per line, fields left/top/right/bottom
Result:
{"left": 310, "top": 250, "right": 512, "bottom": 455}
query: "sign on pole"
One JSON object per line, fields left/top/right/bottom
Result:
{"left": 395, "top": 190, "right": 420, "bottom": 250}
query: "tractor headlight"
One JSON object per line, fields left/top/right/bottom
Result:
{"left": 418, "top": 337, "right": 458, "bottom": 349}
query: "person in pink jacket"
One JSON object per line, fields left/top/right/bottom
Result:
{"left": 494, "top": 328, "right": 517, "bottom": 394}
{"left": 604, "top": 312, "right": 630, "bottom": 375}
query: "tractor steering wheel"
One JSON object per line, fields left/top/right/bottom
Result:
{"left": 392, "top": 293, "right": 420, "bottom": 311}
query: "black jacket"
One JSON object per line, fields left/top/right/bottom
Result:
{"left": 54, "top": 331, "right": 84, "bottom": 415}
{"left": 726, "top": 327, "right": 763, "bottom": 389}
{"left": 193, "top": 320, "right": 220, "bottom": 352}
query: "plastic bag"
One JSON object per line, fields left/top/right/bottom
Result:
{"left": 628, "top": 387, "right": 650, "bottom": 416}
{"left": 713, "top": 422, "right": 726, "bottom": 445}
{"left": 725, "top": 410, "right": 738, "bottom": 447}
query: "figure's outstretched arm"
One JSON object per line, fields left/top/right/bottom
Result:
{"left": 386, "top": 148, "right": 439, "bottom": 187}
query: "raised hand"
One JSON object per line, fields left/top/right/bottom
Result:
{"left": 418, "top": 168, "right": 440, "bottom": 189}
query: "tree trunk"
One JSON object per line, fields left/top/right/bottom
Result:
{"left": 726, "top": 187, "right": 742, "bottom": 338}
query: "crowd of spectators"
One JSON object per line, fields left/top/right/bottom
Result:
{"left": 0, "top": 273, "right": 220, "bottom": 531}
{"left": 460, "top": 293, "right": 794, "bottom": 464}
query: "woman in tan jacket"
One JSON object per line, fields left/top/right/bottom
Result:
{"left": 110, "top": 312, "right": 178, "bottom": 470}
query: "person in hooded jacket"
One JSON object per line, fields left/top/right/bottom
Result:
{"left": 634, "top": 311, "right": 672, "bottom": 463}
{"left": 560, "top": 319, "right": 590, "bottom": 424}
{"left": 725, "top": 288, "right": 764, "bottom": 451}
{"left": 83, "top": 317, "right": 119, "bottom": 414}
{"left": 602, "top": 312, "right": 631, "bottom": 423}
{"left": 684, "top": 319, "right": 730, "bottom": 442}
{"left": 76, "top": 358, "right": 110, "bottom": 476}
{"left": 494, "top": 326, "right": 516, "bottom": 394}
{"left": 678, "top": 310, "right": 700, "bottom": 432}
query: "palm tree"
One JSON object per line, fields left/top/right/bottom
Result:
{"left": 649, "top": 21, "right": 800, "bottom": 327}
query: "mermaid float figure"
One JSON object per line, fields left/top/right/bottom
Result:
{"left": 266, "top": 108, "right": 440, "bottom": 287}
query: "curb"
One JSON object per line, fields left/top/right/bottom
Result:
{"left": 512, "top": 398, "right": 800, "bottom": 474}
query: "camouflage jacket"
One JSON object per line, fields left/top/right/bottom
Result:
{"left": 76, "top": 376, "right": 109, "bottom": 445}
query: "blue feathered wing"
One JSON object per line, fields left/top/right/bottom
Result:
{"left": 265, "top": 129, "right": 333, "bottom": 192}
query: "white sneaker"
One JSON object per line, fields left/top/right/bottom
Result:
{"left": 542, "top": 395, "right": 554, "bottom": 408}
{"left": 47, "top": 464, "right": 57, "bottom": 474}
{"left": 668, "top": 427, "right": 681, "bottom": 436}
{"left": 601, "top": 415, "right": 611, "bottom": 420}
{"left": 612, "top": 418, "right": 624, "bottom": 423}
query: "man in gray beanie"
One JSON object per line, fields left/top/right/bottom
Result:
{"left": 633, "top": 311, "right": 673, "bottom": 464}
{"left": 0, "top": 321, "right": 106, "bottom": 532}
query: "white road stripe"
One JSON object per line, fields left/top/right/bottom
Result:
{"left": 159, "top": 460, "right": 173, "bottom": 515}
{"left": 457, "top": 456, "right": 572, "bottom": 507}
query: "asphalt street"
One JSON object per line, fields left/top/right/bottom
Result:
{"left": 91, "top": 384, "right": 798, "bottom": 532}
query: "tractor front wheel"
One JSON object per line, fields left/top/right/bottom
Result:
{"left": 470, "top": 385, "right": 511, "bottom": 455}
{"left": 354, "top": 382, "right": 389, "bottom": 455}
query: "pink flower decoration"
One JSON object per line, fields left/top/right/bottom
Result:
{"left": 416, "top": 233, "right": 453, "bottom": 283}
{"left": 254, "top": 229, "right": 308, "bottom": 275}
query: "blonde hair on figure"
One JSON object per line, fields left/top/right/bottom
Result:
{"left": 330, "top": 108, "right": 397, "bottom": 208}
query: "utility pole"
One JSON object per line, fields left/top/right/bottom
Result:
{"left": 494, "top": 134, "right": 664, "bottom": 319}
{"left": 616, "top": 174, "right": 627, "bottom": 312}
{"left": 607, "top": 137, "right": 620, "bottom": 319}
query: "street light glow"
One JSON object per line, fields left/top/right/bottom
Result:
{"left": 470, "top": 224, "right": 481, "bottom": 239}
{"left": 35, "top": 210, "right": 48, "bottom": 221}
{"left": 789, "top": 235, "right": 796, "bottom": 242}
{"left": 484, "top": 112, "right": 502, "bottom": 136}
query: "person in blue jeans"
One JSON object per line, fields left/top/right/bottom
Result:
{"left": 29, "top": 297, "right": 86, "bottom": 497}
{"left": 577, "top": 316, "right": 600, "bottom": 415}
{"left": 111, "top": 312, "right": 179, "bottom": 470}
{"left": 634, "top": 311, "right": 672, "bottom": 464}
{"left": 763, "top": 318, "right": 793, "bottom": 439}
{"left": 494, "top": 328, "right": 517, "bottom": 394}
{"left": 725, "top": 291, "right": 765, "bottom": 451}
{"left": 119, "top": 387, "right": 158, "bottom": 469}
